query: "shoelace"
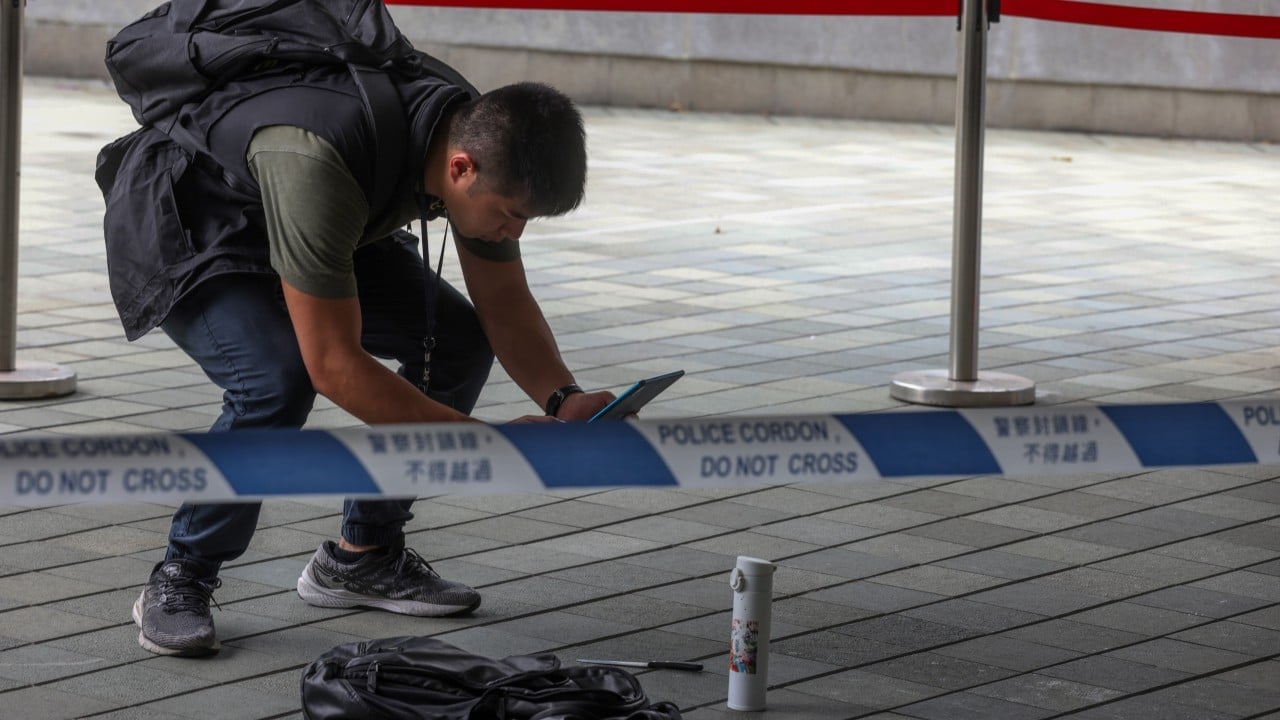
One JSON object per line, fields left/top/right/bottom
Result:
{"left": 159, "top": 575, "right": 223, "bottom": 615}
{"left": 389, "top": 547, "right": 441, "bottom": 580}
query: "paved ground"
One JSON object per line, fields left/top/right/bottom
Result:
{"left": 0, "top": 76, "right": 1278, "bottom": 719}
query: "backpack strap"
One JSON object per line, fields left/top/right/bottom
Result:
{"left": 346, "top": 64, "right": 406, "bottom": 224}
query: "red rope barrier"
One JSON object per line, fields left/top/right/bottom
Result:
{"left": 385, "top": 0, "right": 1280, "bottom": 39}
{"left": 1003, "top": 0, "right": 1280, "bottom": 40}
{"left": 388, "top": 0, "right": 954, "bottom": 15}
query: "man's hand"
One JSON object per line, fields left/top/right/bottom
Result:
{"left": 281, "top": 281, "right": 470, "bottom": 424}
{"left": 554, "top": 390, "right": 616, "bottom": 422}
{"left": 508, "top": 415, "right": 564, "bottom": 425}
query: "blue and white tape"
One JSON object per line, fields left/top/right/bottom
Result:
{"left": 2, "top": 400, "right": 1278, "bottom": 505}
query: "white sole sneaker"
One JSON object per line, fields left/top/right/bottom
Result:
{"left": 296, "top": 562, "right": 478, "bottom": 617}
{"left": 132, "top": 591, "right": 221, "bottom": 657}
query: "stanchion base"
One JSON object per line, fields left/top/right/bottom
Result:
{"left": 890, "top": 369, "right": 1035, "bottom": 407}
{"left": 0, "top": 360, "right": 77, "bottom": 400}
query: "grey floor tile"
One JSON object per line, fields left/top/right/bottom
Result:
{"left": 968, "top": 581, "right": 1108, "bottom": 617}
{"left": 1056, "top": 521, "right": 1184, "bottom": 552}
{"left": 788, "top": 668, "right": 941, "bottom": 710}
{"left": 1191, "top": 569, "right": 1280, "bottom": 602}
{"left": 1236, "top": 605, "right": 1280, "bottom": 631}
{"left": 564, "top": 628, "right": 725, "bottom": 668}
{"left": 902, "top": 599, "right": 1048, "bottom": 635}
{"left": 1068, "top": 601, "right": 1208, "bottom": 637}
{"left": 143, "top": 644, "right": 299, "bottom": 684}
{"left": 1211, "top": 659, "right": 1280, "bottom": 692}
{"left": 547, "top": 560, "right": 691, "bottom": 592}
{"left": 0, "top": 643, "right": 116, "bottom": 684}
{"left": 1039, "top": 654, "right": 1192, "bottom": 693}
{"left": 1169, "top": 619, "right": 1280, "bottom": 657}
{"left": 867, "top": 651, "right": 1017, "bottom": 691}
{"left": 689, "top": 686, "right": 875, "bottom": 719}
{"left": 1128, "top": 584, "right": 1271, "bottom": 618}
{"left": 844, "top": 533, "right": 979, "bottom": 565}
{"left": 686, "top": 530, "right": 823, "bottom": 560}
{"left": 1152, "top": 676, "right": 1280, "bottom": 717}
{"left": 666, "top": 500, "right": 799, "bottom": 530}
{"left": 563, "top": 594, "right": 708, "bottom": 628}
{"left": 1092, "top": 552, "right": 1229, "bottom": 583}
{"left": 590, "top": 515, "right": 726, "bottom": 544}
{"left": 145, "top": 682, "right": 302, "bottom": 719}
{"left": 1002, "top": 536, "right": 1123, "bottom": 565}
{"left": 782, "top": 547, "right": 912, "bottom": 580}
{"left": 45, "top": 662, "right": 212, "bottom": 706}
{"left": 1065, "top": 694, "right": 1238, "bottom": 720}
{"left": 902, "top": 518, "right": 1035, "bottom": 549}
{"left": 773, "top": 630, "right": 905, "bottom": 668}
{"left": 898, "top": 690, "right": 1055, "bottom": 720}
{"left": 875, "top": 564, "right": 1006, "bottom": 596}
{"left": 969, "top": 673, "right": 1124, "bottom": 712}
{"left": 877, "top": 490, "right": 1005, "bottom": 517}
{"left": 614, "top": 665, "right": 729, "bottom": 709}
{"left": 832, "top": 613, "right": 979, "bottom": 651}
{"left": 933, "top": 634, "right": 1081, "bottom": 673}
{"left": 637, "top": 577, "right": 734, "bottom": 611}
{"left": 933, "top": 549, "right": 1069, "bottom": 581}
{"left": 804, "top": 581, "right": 946, "bottom": 614}
{"left": 1154, "top": 534, "right": 1279, "bottom": 567}
{"left": 815, "top": 503, "right": 944, "bottom": 532}
{"left": 0, "top": 686, "right": 118, "bottom": 720}
{"left": 622, "top": 547, "right": 740, "bottom": 578}
{"left": 1114, "top": 506, "right": 1242, "bottom": 536}
{"left": 1023, "top": 491, "right": 1150, "bottom": 521}
{"left": 1106, "top": 637, "right": 1255, "bottom": 674}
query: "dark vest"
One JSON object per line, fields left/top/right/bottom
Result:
{"left": 96, "top": 63, "right": 471, "bottom": 340}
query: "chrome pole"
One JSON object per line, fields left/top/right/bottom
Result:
{"left": 890, "top": 0, "right": 1034, "bottom": 407}
{"left": 0, "top": 0, "right": 76, "bottom": 399}
{"left": 0, "top": 0, "right": 20, "bottom": 371}
{"left": 949, "top": 0, "right": 987, "bottom": 382}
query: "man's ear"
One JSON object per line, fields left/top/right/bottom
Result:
{"left": 447, "top": 152, "right": 476, "bottom": 185}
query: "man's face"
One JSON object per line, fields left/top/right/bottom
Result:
{"left": 440, "top": 152, "right": 532, "bottom": 243}
{"left": 447, "top": 186, "right": 531, "bottom": 244}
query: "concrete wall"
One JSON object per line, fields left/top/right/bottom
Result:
{"left": 23, "top": 1, "right": 1280, "bottom": 141}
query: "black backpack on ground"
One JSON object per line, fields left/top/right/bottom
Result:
{"left": 300, "top": 636, "right": 684, "bottom": 720}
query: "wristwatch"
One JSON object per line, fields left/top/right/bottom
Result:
{"left": 544, "top": 383, "right": 584, "bottom": 417}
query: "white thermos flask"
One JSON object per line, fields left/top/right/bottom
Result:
{"left": 727, "top": 556, "right": 776, "bottom": 711}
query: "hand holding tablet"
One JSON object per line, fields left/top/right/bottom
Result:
{"left": 588, "top": 370, "right": 685, "bottom": 422}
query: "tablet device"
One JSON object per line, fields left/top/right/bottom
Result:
{"left": 588, "top": 370, "right": 685, "bottom": 422}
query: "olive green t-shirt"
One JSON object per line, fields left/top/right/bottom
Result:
{"left": 247, "top": 125, "right": 519, "bottom": 299}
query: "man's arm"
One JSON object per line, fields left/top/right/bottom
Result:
{"left": 249, "top": 126, "right": 472, "bottom": 425}
{"left": 281, "top": 282, "right": 474, "bottom": 425}
{"left": 455, "top": 241, "right": 612, "bottom": 420}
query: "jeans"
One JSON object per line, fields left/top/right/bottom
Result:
{"left": 159, "top": 232, "right": 493, "bottom": 577}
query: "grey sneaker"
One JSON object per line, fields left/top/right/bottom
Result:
{"left": 297, "top": 540, "right": 480, "bottom": 617}
{"left": 131, "top": 559, "right": 222, "bottom": 657}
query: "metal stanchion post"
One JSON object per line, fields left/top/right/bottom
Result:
{"left": 0, "top": 0, "right": 76, "bottom": 399}
{"left": 890, "top": 0, "right": 1033, "bottom": 407}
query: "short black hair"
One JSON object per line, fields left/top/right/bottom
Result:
{"left": 448, "top": 82, "right": 587, "bottom": 217}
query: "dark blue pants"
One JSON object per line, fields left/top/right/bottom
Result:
{"left": 159, "top": 233, "right": 493, "bottom": 576}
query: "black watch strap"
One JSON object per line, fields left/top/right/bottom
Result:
{"left": 544, "top": 383, "right": 584, "bottom": 417}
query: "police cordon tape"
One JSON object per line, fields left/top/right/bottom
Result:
{"left": 4, "top": 400, "right": 1280, "bottom": 506}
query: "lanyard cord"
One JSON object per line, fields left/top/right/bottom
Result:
{"left": 415, "top": 191, "right": 449, "bottom": 394}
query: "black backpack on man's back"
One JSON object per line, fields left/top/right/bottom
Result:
{"left": 103, "top": 0, "right": 471, "bottom": 132}
{"left": 99, "top": 0, "right": 474, "bottom": 208}
{"left": 95, "top": 0, "right": 475, "bottom": 338}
